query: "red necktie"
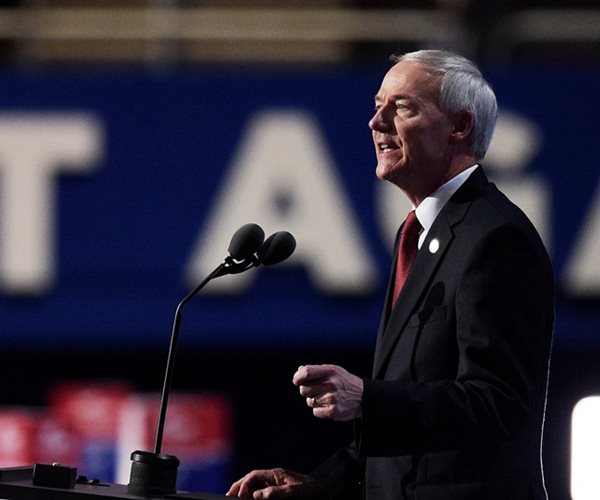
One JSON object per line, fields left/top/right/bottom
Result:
{"left": 392, "top": 210, "right": 422, "bottom": 305}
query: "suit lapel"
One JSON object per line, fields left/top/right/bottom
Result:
{"left": 372, "top": 167, "right": 489, "bottom": 378}
{"left": 373, "top": 219, "right": 454, "bottom": 377}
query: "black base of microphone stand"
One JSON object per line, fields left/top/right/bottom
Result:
{"left": 127, "top": 450, "right": 180, "bottom": 497}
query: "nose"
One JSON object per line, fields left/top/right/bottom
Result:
{"left": 369, "top": 106, "right": 392, "bottom": 133}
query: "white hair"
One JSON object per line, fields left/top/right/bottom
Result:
{"left": 392, "top": 50, "right": 498, "bottom": 159}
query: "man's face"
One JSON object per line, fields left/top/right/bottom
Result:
{"left": 369, "top": 61, "right": 454, "bottom": 191}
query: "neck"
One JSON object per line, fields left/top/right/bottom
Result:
{"left": 403, "top": 156, "right": 478, "bottom": 207}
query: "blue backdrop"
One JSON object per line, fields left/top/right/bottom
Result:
{"left": 0, "top": 65, "right": 598, "bottom": 351}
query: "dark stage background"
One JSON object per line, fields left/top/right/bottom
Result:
{"left": 1, "top": 345, "right": 598, "bottom": 500}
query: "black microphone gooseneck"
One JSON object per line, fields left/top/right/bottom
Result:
{"left": 154, "top": 223, "right": 265, "bottom": 455}
{"left": 128, "top": 223, "right": 295, "bottom": 497}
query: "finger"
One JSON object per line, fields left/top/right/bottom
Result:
{"left": 227, "top": 477, "right": 246, "bottom": 496}
{"left": 307, "top": 394, "right": 331, "bottom": 410}
{"left": 293, "top": 364, "right": 330, "bottom": 386}
{"left": 254, "top": 484, "right": 295, "bottom": 500}
{"left": 292, "top": 365, "right": 310, "bottom": 386}
{"left": 312, "top": 404, "right": 336, "bottom": 420}
{"left": 253, "top": 486, "right": 271, "bottom": 499}
{"left": 299, "top": 384, "right": 322, "bottom": 398}
{"left": 293, "top": 364, "right": 325, "bottom": 385}
{"left": 235, "top": 479, "right": 253, "bottom": 498}
{"left": 226, "top": 483, "right": 240, "bottom": 496}
{"left": 229, "top": 470, "right": 272, "bottom": 497}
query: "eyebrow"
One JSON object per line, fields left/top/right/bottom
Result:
{"left": 374, "top": 93, "right": 413, "bottom": 102}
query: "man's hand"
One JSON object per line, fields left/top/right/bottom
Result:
{"left": 226, "top": 468, "right": 327, "bottom": 499}
{"left": 293, "top": 364, "right": 364, "bottom": 421}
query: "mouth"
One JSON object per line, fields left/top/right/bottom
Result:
{"left": 377, "top": 139, "right": 399, "bottom": 154}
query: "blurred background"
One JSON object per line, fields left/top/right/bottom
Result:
{"left": 0, "top": 0, "right": 598, "bottom": 498}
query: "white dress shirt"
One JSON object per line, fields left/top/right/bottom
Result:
{"left": 414, "top": 164, "right": 479, "bottom": 249}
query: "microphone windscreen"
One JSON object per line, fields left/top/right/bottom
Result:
{"left": 228, "top": 223, "right": 265, "bottom": 260}
{"left": 257, "top": 231, "right": 296, "bottom": 266}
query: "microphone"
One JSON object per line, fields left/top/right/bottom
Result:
{"left": 258, "top": 231, "right": 296, "bottom": 266}
{"left": 128, "top": 223, "right": 295, "bottom": 497}
{"left": 228, "top": 222, "right": 265, "bottom": 260}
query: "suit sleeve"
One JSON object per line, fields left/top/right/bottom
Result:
{"left": 356, "top": 223, "right": 554, "bottom": 456}
{"left": 310, "top": 443, "right": 364, "bottom": 500}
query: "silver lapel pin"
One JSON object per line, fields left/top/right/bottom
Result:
{"left": 429, "top": 238, "right": 440, "bottom": 254}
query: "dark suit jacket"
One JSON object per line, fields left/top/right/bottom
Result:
{"left": 313, "top": 167, "right": 554, "bottom": 500}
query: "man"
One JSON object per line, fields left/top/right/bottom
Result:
{"left": 227, "top": 50, "right": 554, "bottom": 500}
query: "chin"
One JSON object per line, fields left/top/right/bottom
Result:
{"left": 376, "top": 162, "right": 400, "bottom": 182}
{"left": 375, "top": 169, "right": 390, "bottom": 183}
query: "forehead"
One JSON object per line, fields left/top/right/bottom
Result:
{"left": 376, "top": 61, "right": 440, "bottom": 102}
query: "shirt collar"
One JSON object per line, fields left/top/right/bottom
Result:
{"left": 414, "top": 164, "right": 479, "bottom": 245}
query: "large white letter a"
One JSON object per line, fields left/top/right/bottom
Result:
{"left": 185, "top": 110, "right": 378, "bottom": 295}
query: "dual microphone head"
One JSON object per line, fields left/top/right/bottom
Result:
{"left": 223, "top": 223, "right": 296, "bottom": 275}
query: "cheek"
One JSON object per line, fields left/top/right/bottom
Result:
{"left": 395, "top": 122, "right": 421, "bottom": 152}
{"left": 407, "top": 123, "right": 444, "bottom": 151}
{"left": 395, "top": 117, "right": 423, "bottom": 139}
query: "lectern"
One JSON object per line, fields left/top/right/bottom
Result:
{"left": 0, "top": 466, "right": 229, "bottom": 500}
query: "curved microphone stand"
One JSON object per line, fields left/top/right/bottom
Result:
{"left": 127, "top": 225, "right": 295, "bottom": 497}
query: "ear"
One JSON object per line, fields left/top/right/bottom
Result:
{"left": 449, "top": 110, "right": 474, "bottom": 144}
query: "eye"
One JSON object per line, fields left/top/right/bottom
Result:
{"left": 395, "top": 101, "right": 408, "bottom": 110}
